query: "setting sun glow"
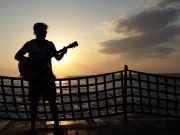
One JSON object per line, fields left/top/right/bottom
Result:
{"left": 0, "top": 0, "right": 180, "bottom": 77}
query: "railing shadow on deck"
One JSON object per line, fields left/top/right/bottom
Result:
{"left": 0, "top": 65, "right": 180, "bottom": 121}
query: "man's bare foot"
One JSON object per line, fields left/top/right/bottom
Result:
{"left": 54, "top": 126, "right": 64, "bottom": 135}
{"left": 27, "top": 128, "right": 36, "bottom": 135}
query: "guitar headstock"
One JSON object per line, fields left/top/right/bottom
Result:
{"left": 67, "top": 41, "right": 78, "bottom": 49}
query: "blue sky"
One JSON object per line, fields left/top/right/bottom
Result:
{"left": 0, "top": 0, "right": 180, "bottom": 77}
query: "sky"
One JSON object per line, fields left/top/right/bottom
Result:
{"left": 0, "top": 0, "right": 180, "bottom": 77}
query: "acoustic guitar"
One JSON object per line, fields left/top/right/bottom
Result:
{"left": 18, "top": 41, "right": 78, "bottom": 81}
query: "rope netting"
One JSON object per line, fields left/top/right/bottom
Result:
{"left": 0, "top": 66, "right": 180, "bottom": 121}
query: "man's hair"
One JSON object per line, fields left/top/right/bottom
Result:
{"left": 33, "top": 23, "right": 48, "bottom": 34}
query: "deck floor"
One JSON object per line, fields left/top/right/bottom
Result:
{"left": 0, "top": 116, "right": 180, "bottom": 135}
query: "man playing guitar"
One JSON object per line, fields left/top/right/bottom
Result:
{"left": 15, "top": 22, "right": 72, "bottom": 135}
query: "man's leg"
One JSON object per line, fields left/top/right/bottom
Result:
{"left": 49, "top": 100, "right": 59, "bottom": 126}
{"left": 49, "top": 100, "right": 64, "bottom": 134}
{"left": 30, "top": 101, "right": 38, "bottom": 132}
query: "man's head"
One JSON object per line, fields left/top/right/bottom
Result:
{"left": 33, "top": 23, "right": 48, "bottom": 39}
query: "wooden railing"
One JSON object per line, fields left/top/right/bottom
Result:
{"left": 0, "top": 65, "right": 180, "bottom": 121}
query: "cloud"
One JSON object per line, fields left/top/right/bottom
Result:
{"left": 99, "top": 0, "right": 180, "bottom": 59}
{"left": 154, "top": 0, "right": 180, "bottom": 8}
{"left": 109, "top": 8, "right": 179, "bottom": 35}
{"left": 100, "top": 25, "right": 179, "bottom": 58}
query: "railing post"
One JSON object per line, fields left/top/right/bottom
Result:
{"left": 123, "top": 65, "right": 128, "bottom": 121}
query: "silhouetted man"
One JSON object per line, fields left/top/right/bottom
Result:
{"left": 15, "top": 23, "right": 66, "bottom": 135}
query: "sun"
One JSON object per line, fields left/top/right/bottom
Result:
{"left": 52, "top": 53, "right": 71, "bottom": 65}
{"left": 52, "top": 53, "right": 72, "bottom": 77}
{"left": 61, "top": 53, "right": 70, "bottom": 63}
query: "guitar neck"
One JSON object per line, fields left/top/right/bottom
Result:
{"left": 57, "top": 46, "right": 69, "bottom": 53}
{"left": 57, "top": 41, "right": 78, "bottom": 53}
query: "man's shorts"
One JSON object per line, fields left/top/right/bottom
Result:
{"left": 29, "top": 73, "right": 56, "bottom": 102}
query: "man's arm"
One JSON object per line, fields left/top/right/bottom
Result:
{"left": 50, "top": 42, "right": 67, "bottom": 61}
{"left": 15, "top": 42, "right": 30, "bottom": 62}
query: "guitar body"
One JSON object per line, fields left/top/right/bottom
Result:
{"left": 18, "top": 60, "right": 40, "bottom": 81}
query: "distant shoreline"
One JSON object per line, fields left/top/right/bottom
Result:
{"left": 1, "top": 72, "right": 180, "bottom": 78}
